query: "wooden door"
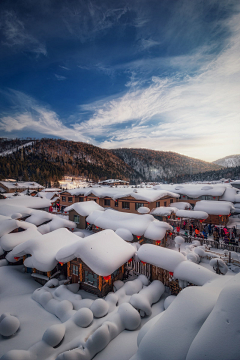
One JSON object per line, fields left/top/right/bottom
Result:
{"left": 71, "top": 264, "right": 79, "bottom": 283}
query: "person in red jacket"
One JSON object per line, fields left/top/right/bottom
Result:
{"left": 49, "top": 205, "right": 53, "bottom": 213}
{"left": 176, "top": 226, "right": 180, "bottom": 234}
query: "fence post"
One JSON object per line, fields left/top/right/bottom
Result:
{"left": 229, "top": 252, "right": 231, "bottom": 264}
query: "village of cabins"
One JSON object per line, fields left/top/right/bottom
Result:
{"left": 0, "top": 179, "right": 240, "bottom": 299}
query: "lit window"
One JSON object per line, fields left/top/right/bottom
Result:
{"left": 84, "top": 271, "right": 98, "bottom": 287}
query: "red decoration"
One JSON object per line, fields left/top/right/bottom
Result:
{"left": 169, "top": 232, "right": 172, "bottom": 236}
{"left": 213, "top": 197, "right": 216, "bottom": 199}
{"left": 128, "top": 258, "right": 133, "bottom": 263}
{"left": 177, "top": 217, "right": 180, "bottom": 220}
{"left": 167, "top": 215, "right": 171, "bottom": 219}
{"left": 141, "top": 261, "right": 146, "bottom": 265}
{"left": 156, "top": 240, "right": 161, "bottom": 245}
{"left": 103, "top": 275, "right": 111, "bottom": 281}
{"left": 137, "top": 236, "right": 141, "bottom": 240}
{"left": 199, "top": 220, "right": 203, "bottom": 223}
{"left": 86, "top": 222, "right": 89, "bottom": 225}
{"left": 219, "top": 215, "right": 222, "bottom": 217}
{"left": 14, "top": 257, "right": 20, "bottom": 261}
{"left": 96, "top": 226, "right": 99, "bottom": 229}
{"left": 169, "top": 272, "right": 174, "bottom": 276}
{"left": 59, "top": 262, "right": 64, "bottom": 266}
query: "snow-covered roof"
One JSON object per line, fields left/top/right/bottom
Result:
{"left": 0, "top": 218, "right": 36, "bottom": 237}
{"left": 56, "top": 229, "right": 136, "bottom": 276}
{"left": 194, "top": 200, "right": 235, "bottom": 215}
{"left": 0, "top": 196, "right": 51, "bottom": 209}
{"left": 98, "top": 179, "right": 129, "bottom": 184}
{"left": 37, "top": 217, "right": 76, "bottom": 234}
{"left": 174, "top": 261, "right": 218, "bottom": 286}
{"left": 86, "top": 208, "right": 172, "bottom": 240}
{"left": 219, "top": 185, "right": 240, "bottom": 203}
{"left": 138, "top": 244, "right": 185, "bottom": 272}
{"left": 0, "top": 181, "right": 44, "bottom": 189}
{"left": 175, "top": 209, "right": 208, "bottom": 220}
{"left": 154, "top": 183, "right": 227, "bottom": 198}
{"left": 0, "top": 204, "right": 33, "bottom": 218}
{"left": 63, "top": 187, "right": 179, "bottom": 202}
{"left": 8, "top": 228, "right": 80, "bottom": 272}
{"left": 65, "top": 201, "right": 105, "bottom": 216}
{"left": 25, "top": 210, "right": 53, "bottom": 226}
{"left": 151, "top": 207, "right": 178, "bottom": 216}
{"left": 170, "top": 202, "right": 192, "bottom": 210}
{"left": 36, "top": 191, "right": 60, "bottom": 200}
{"left": 0, "top": 227, "right": 41, "bottom": 252}
{"left": 41, "top": 188, "right": 61, "bottom": 192}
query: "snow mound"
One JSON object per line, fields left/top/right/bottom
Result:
{"left": 1, "top": 350, "right": 35, "bottom": 360}
{"left": 90, "top": 299, "right": 109, "bottom": 318}
{"left": 0, "top": 313, "right": 20, "bottom": 337}
{"left": 187, "top": 253, "right": 200, "bottom": 264}
{"left": 42, "top": 323, "right": 65, "bottom": 347}
{"left": 130, "top": 280, "right": 165, "bottom": 317}
{"left": 164, "top": 295, "right": 176, "bottom": 310}
{"left": 124, "top": 275, "right": 149, "bottom": 295}
{"left": 73, "top": 308, "right": 93, "bottom": 327}
{"left": 118, "top": 303, "right": 141, "bottom": 330}
{"left": 115, "top": 228, "right": 133, "bottom": 242}
{"left": 193, "top": 247, "right": 206, "bottom": 258}
{"left": 137, "top": 207, "right": 150, "bottom": 214}
{"left": 174, "top": 236, "right": 185, "bottom": 245}
{"left": 11, "top": 213, "right": 22, "bottom": 220}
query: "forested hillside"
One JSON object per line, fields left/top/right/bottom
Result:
{"left": 0, "top": 138, "right": 230, "bottom": 186}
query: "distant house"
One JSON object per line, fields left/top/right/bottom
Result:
{"left": 56, "top": 229, "right": 136, "bottom": 297}
{"left": 194, "top": 200, "right": 235, "bottom": 225}
{"left": 60, "top": 187, "right": 179, "bottom": 214}
{"left": 98, "top": 179, "right": 129, "bottom": 186}
{"left": 0, "top": 181, "right": 44, "bottom": 193}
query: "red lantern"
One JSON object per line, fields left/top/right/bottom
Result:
{"left": 86, "top": 222, "right": 89, "bottom": 225}
{"left": 103, "top": 275, "right": 111, "bottom": 282}
{"left": 169, "top": 271, "right": 173, "bottom": 276}
{"left": 219, "top": 215, "right": 222, "bottom": 217}
{"left": 169, "top": 232, "right": 172, "bottom": 236}
{"left": 156, "top": 240, "right": 161, "bottom": 245}
{"left": 141, "top": 261, "right": 146, "bottom": 265}
{"left": 128, "top": 258, "right": 133, "bottom": 263}
{"left": 59, "top": 262, "right": 64, "bottom": 266}
{"left": 199, "top": 220, "right": 203, "bottom": 223}
{"left": 213, "top": 197, "right": 215, "bottom": 199}
{"left": 14, "top": 257, "right": 20, "bottom": 261}
{"left": 137, "top": 236, "right": 141, "bottom": 240}
{"left": 177, "top": 217, "right": 180, "bottom": 220}
{"left": 167, "top": 215, "right": 170, "bottom": 219}
{"left": 96, "top": 226, "right": 99, "bottom": 229}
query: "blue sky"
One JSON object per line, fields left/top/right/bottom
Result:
{"left": 0, "top": 0, "right": 240, "bottom": 161}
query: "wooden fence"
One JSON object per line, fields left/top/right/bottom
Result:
{"left": 170, "top": 232, "right": 240, "bottom": 253}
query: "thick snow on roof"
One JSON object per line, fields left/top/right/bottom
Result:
{"left": 36, "top": 191, "right": 59, "bottom": 200}
{"left": 0, "top": 204, "right": 33, "bottom": 218}
{"left": 65, "top": 201, "right": 105, "bottom": 216}
{"left": 138, "top": 244, "right": 185, "bottom": 272}
{"left": 0, "top": 218, "right": 35, "bottom": 237}
{"left": 154, "top": 183, "right": 227, "bottom": 198}
{"left": 175, "top": 209, "right": 208, "bottom": 219}
{"left": 194, "top": 200, "right": 235, "bottom": 215}
{"left": 0, "top": 181, "right": 44, "bottom": 189}
{"left": 170, "top": 202, "right": 192, "bottom": 210}
{"left": 227, "top": 217, "right": 240, "bottom": 229}
{"left": 219, "top": 185, "right": 240, "bottom": 203}
{"left": 151, "top": 206, "right": 177, "bottom": 216}
{"left": 25, "top": 210, "right": 53, "bottom": 226}
{"left": 56, "top": 229, "right": 136, "bottom": 276}
{"left": 41, "top": 188, "right": 61, "bottom": 192}
{"left": 115, "top": 228, "right": 134, "bottom": 242}
{"left": 0, "top": 196, "right": 51, "bottom": 209}
{"left": 86, "top": 208, "right": 171, "bottom": 240}
{"left": 144, "top": 220, "right": 172, "bottom": 240}
{"left": 174, "top": 261, "right": 218, "bottom": 286}
{"left": 8, "top": 228, "right": 80, "bottom": 272}
{"left": 65, "top": 187, "right": 179, "bottom": 202}
{"left": 0, "top": 227, "right": 41, "bottom": 252}
{"left": 37, "top": 217, "right": 76, "bottom": 234}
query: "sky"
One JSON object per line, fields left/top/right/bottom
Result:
{"left": 0, "top": 0, "right": 240, "bottom": 162}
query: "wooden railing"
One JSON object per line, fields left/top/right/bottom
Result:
{"left": 170, "top": 232, "right": 240, "bottom": 253}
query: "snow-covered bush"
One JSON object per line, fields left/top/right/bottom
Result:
{"left": 90, "top": 299, "right": 109, "bottom": 318}
{"left": 42, "top": 323, "right": 65, "bottom": 347}
{"left": 187, "top": 252, "right": 200, "bottom": 264}
{"left": 210, "top": 258, "right": 228, "bottom": 275}
{"left": 73, "top": 308, "right": 93, "bottom": 327}
{"left": 174, "top": 236, "right": 185, "bottom": 252}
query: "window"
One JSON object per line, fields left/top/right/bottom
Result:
{"left": 135, "top": 202, "right": 144, "bottom": 210}
{"left": 62, "top": 196, "right": 66, "bottom": 202}
{"left": 201, "top": 195, "right": 213, "bottom": 200}
{"left": 84, "top": 270, "right": 98, "bottom": 287}
{"left": 156, "top": 202, "right": 160, "bottom": 207}
{"left": 72, "top": 265, "right": 79, "bottom": 276}
{"left": 73, "top": 215, "right": 80, "bottom": 224}
{"left": 170, "top": 199, "right": 173, "bottom": 203}
{"left": 122, "top": 201, "right": 130, "bottom": 209}
{"left": 104, "top": 199, "right": 111, "bottom": 206}
{"left": 68, "top": 197, "right": 73, "bottom": 202}
{"left": 115, "top": 200, "right": 118, "bottom": 207}
{"left": 112, "top": 269, "right": 119, "bottom": 278}
{"left": 79, "top": 197, "right": 84, "bottom": 202}
{"left": 164, "top": 201, "right": 167, "bottom": 207}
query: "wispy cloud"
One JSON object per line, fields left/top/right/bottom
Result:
{"left": 0, "top": 90, "right": 89, "bottom": 143}
{"left": 55, "top": 74, "right": 67, "bottom": 81}
{"left": 1, "top": 11, "right": 47, "bottom": 56}
{"left": 76, "top": 11, "right": 240, "bottom": 161}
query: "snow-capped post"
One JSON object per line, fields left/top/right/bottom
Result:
{"left": 210, "top": 258, "right": 228, "bottom": 275}
{"left": 174, "top": 236, "right": 185, "bottom": 252}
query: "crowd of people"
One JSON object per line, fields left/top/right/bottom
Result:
{"left": 171, "top": 220, "right": 239, "bottom": 246}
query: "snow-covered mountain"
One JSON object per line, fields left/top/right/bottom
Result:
{"left": 213, "top": 154, "right": 240, "bottom": 168}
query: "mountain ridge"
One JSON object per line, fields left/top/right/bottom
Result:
{"left": 213, "top": 154, "right": 240, "bottom": 168}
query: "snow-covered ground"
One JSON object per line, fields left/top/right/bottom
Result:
{"left": 0, "top": 142, "right": 33, "bottom": 157}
